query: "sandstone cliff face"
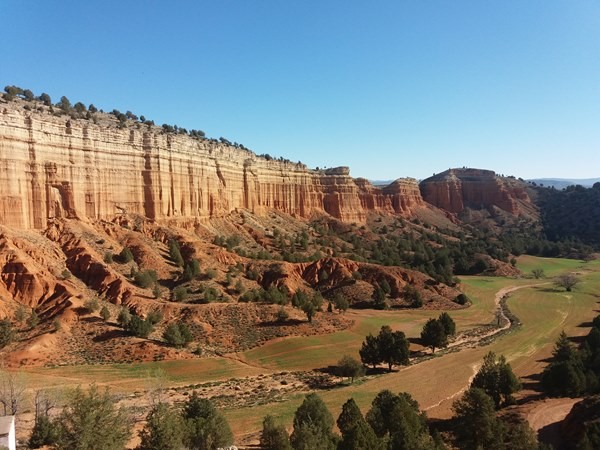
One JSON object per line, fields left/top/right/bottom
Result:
{"left": 420, "top": 168, "right": 535, "bottom": 216}
{"left": 0, "top": 104, "right": 424, "bottom": 229}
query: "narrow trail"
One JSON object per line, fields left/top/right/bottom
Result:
{"left": 446, "top": 282, "right": 548, "bottom": 351}
{"left": 418, "top": 282, "right": 547, "bottom": 412}
{"left": 220, "top": 352, "right": 274, "bottom": 371}
{"left": 423, "top": 362, "right": 481, "bottom": 411}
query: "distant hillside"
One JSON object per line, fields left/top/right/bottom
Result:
{"left": 528, "top": 178, "right": 600, "bottom": 189}
{"left": 370, "top": 179, "right": 394, "bottom": 187}
{"left": 537, "top": 184, "right": 600, "bottom": 249}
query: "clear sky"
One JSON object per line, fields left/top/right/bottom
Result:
{"left": 1, "top": 1, "right": 599, "bottom": 180}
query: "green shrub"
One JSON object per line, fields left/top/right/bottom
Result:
{"left": 146, "top": 310, "right": 163, "bottom": 325}
{"left": 455, "top": 293, "right": 469, "bottom": 305}
{"left": 134, "top": 270, "right": 158, "bottom": 288}
{"left": 27, "top": 310, "right": 40, "bottom": 329}
{"left": 202, "top": 287, "right": 218, "bottom": 303}
{"left": 205, "top": 268, "right": 218, "bottom": 279}
{"left": 173, "top": 286, "right": 188, "bottom": 302}
{"left": 276, "top": 307, "right": 289, "bottom": 323}
{"left": 118, "top": 247, "right": 134, "bottom": 263}
{"left": 0, "top": 320, "right": 15, "bottom": 349}
{"left": 100, "top": 306, "right": 111, "bottom": 321}
{"left": 169, "top": 240, "right": 184, "bottom": 267}
{"left": 403, "top": 285, "right": 422, "bottom": 308}
{"left": 83, "top": 298, "right": 100, "bottom": 313}
{"left": 163, "top": 323, "right": 193, "bottom": 348}
{"left": 125, "top": 314, "right": 154, "bottom": 338}
{"left": 117, "top": 308, "right": 131, "bottom": 327}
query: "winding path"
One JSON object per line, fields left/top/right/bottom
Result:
{"left": 445, "top": 283, "right": 547, "bottom": 351}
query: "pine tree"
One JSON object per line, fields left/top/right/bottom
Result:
{"left": 290, "top": 393, "right": 337, "bottom": 450}
{"left": 337, "top": 398, "right": 382, "bottom": 450}
{"left": 137, "top": 403, "right": 185, "bottom": 450}
{"left": 260, "top": 415, "right": 291, "bottom": 450}
{"left": 359, "top": 334, "right": 381, "bottom": 369}
{"left": 53, "top": 384, "right": 131, "bottom": 450}
{"left": 182, "top": 393, "right": 233, "bottom": 449}
{"left": 377, "top": 325, "right": 410, "bottom": 371}
{"left": 471, "top": 352, "right": 521, "bottom": 408}
{"left": 438, "top": 312, "right": 456, "bottom": 336}
{"left": 420, "top": 318, "right": 448, "bottom": 354}
{"left": 452, "top": 388, "right": 504, "bottom": 450}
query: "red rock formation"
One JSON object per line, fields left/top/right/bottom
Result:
{"left": 381, "top": 178, "right": 424, "bottom": 214}
{"left": 420, "top": 168, "right": 536, "bottom": 217}
{"left": 0, "top": 103, "right": 426, "bottom": 228}
{"left": 0, "top": 228, "right": 77, "bottom": 316}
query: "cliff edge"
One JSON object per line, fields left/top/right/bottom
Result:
{"left": 0, "top": 100, "right": 424, "bottom": 229}
{"left": 420, "top": 168, "right": 537, "bottom": 217}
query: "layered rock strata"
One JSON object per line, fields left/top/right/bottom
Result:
{"left": 420, "top": 168, "right": 535, "bottom": 216}
{"left": 0, "top": 104, "right": 424, "bottom": 229}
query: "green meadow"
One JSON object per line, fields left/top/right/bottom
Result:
{"left": 19, "top": 256, "right": 600, "bottom": 441}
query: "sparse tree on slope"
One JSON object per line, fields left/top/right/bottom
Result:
{"left": 53, "top": 384, "right": 131, "bottom": 450}
{"left": 365, "top": 390, "right": 434, "bottom": 449}
{"left": 359, "top": 333, "right": 381, "bottom": 369}
{"left": 337, "top": 398, "right": 382, "bottom": 450}
{"left": 471, "top": 352, "right": 521, "bottom": 408}
{"left": 554, "top": 273, "right": 580, "bottom": 292}
{"left": 377, "top": 325, "right": 410, "bottom": 371}
{"left": 260, "top": 415, "right": 291, "bottom": 450}
{"left": 290, "top": 393, "right": 337, "bottom": 450}
{"left": 0, "top": 320, "right": 14, "bottom": 349}
{"left": 182, "top": 392, "right": 233, "bottom": 450}
{"left": 137, "top": 402, "right": 185, "bottom": 450}
{"left": 420, "top": 318, "right": 448, "bottom": 354}
{"left": 337, "top": 355, "right": 365, "bottom": 382}
{"left": 452, "top": 387, "right": 503, "bottom": 450}
{"left": 438, "top": 312, "right": 456, "bottom": 337}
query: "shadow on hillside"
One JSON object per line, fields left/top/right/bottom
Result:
{"left": 80, "top": 316, "right": 103, "bottom": 324}
{"left": 257, "top": 319, "right": 306, "bottom": 327}
{"left": 93, "top": 329, "right": 128, "bottom": 342}
{"left": 428, "top": 417, "right": 454, "bottom": 434}
{"left": 569, "top": 335, "right": 587, "bottom": 344}
{"left": 577, "top": 321, "right": 593, "bottom": 328}
{"left": 366, "top": 367, "right": 396, "bottom": 375}
{"left": 538, "top": 287, "right": 562, "bottom": 293}
{"left": 316, "top": 365, "right": 340, "bottom": 376}
{"left": 520, "top": 372, "right": 543, "bottom": 393}
{"left": 538, "top": 421, "right": 564, "bottom": 449}
{"left": 408, "top": 336, "right": 423, "bottom": 346}
{"left": 536, "top": 355, "right": 555, "bottom": 363}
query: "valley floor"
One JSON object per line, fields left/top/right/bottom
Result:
{"left": 13, "top": 256, "right": 600, "bottom": 447}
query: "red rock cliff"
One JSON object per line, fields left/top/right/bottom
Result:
{"left": 420, "top": 168, "right": 535, "bottom": 216}
{"left": 0, "top": 103, "right": 424, "bottom": 228}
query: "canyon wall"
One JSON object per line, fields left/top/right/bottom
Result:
{"left": 0, "top": 103, "right": 424, "bottom": 229}
{"left": 420, "top": 168, "right": 535, "bottom": 216}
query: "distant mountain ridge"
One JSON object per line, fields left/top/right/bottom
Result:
{"left": 528, "top": 178, "right": 600, "bottom": 189}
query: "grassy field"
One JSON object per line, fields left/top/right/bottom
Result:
{"left": 226, "top": 257, "right": 600, "bottom": 439}
{"left": 22, "top": 356, "right": 267, "bottom": 391}
{"left": 18, "top": 256, "right": 600, "bottom": 441}
{"left": 516, "top": 255, "right": 589, "bottom": 277}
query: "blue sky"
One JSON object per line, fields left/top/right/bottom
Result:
{"left": 1, "top": 1, "right": 599, "bottom": 180}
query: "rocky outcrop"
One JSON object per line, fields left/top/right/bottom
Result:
{"left": 381, "top": 178, "right": 424, "bottom": 214}
{"left": 420, "top": 168, "right": 536, "bottom": 216}
{"left": 0, "top": 103, "right": 425, "bottom": 229}
{"left": 0, "top": 227, "right": 77, "bottom": 317}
